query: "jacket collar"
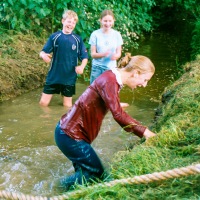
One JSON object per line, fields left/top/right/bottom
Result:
{"left": 111, "top": 68, "right": 123, "bottom": 89}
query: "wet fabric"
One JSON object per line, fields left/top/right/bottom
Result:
{"left": 60, "top": 70, "right": 147, "bottom": 144}
{"left": 55, "top": 123, "right": 105, "bottom": 188}
{"left": 42, "top": 31, "right": 88, "bottom": 85}
{"left": 43, "top": 84, "right": 75, "bottom": 97}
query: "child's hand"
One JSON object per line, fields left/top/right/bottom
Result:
{"left": 103, "top": 50, "right": 112, "bottom": 58}
{"left": 40, "top": 51, "right": 52, "bottom": 63}
{"left": 110, "top": 53, "right": 120, "bottom": 60}
{"left": 143, "top": 129, "right": 156, "bottom": 140}
{"left": 75, "top": 65, "right": 84, "bottom": 74}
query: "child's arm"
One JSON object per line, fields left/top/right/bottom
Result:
{"left": 75, "top": 58, "right": 88, "bottom": 74}
{"left": 90, "top": 45, "right": 111, "bottom": 59}
{"left": 110, "top": 46, "right": 122, "bottom": 60}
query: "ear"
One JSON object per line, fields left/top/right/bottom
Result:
{"left": 132, "top": 70, "right": 139, "bottom": 78}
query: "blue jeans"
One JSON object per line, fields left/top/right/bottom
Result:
{"left": 90, "top": 65, "right": 109, "bottom": 84}
{"left": 54, "top": 122, "right": 105, "bottom": 188}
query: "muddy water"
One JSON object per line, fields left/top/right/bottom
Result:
{"left": 0, "top": 33, "right": 189, "bottom": 197}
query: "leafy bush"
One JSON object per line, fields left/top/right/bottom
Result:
{"left": 0, "top": 0, "right": 155, "bottom": 50}
{"left": 191, "top": 20, "right": 200, "bottom": 59}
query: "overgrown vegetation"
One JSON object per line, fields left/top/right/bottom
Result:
{"left": 191, "top": 20, "right": 200, "bottom": 59}
{"left": 0, "top": 33, "right": 48, "bottom": 102}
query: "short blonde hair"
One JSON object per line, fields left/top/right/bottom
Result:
{"left": 62, "top": 10, "right": 78, "bottom": 22}
{"left": 125, "top": 55, "right": 155, "bottom": 74}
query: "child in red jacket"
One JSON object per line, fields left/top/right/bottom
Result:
{"left": 55, "top": 55, "right": 156, "bottom": 189}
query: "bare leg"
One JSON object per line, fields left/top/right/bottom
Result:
{"left": 39, "top": 93, "right": 53, "bottom": 107}
{"left": 63, "top": 96, "right": 72, "bottom": 107}
{"left": 39, "top": 105, "right": 52, "bottom": 118}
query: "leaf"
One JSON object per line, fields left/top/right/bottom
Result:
{"left": 8, "top": 0, "right": 13, "bottom": 6}
{"left": 20, "top": 0, "right": 27, "bottom": 6}
{"left": 35, "top": 18, "right": 40, "bottom": 25}
{"left": 19, "top": 9, "right": 25, "bottom": 16}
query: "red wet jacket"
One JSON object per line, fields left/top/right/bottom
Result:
{"left": 60, "top": 70, "right": 146, "bottom": 144}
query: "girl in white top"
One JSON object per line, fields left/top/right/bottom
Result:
{"left": 89, "top": 10, "right": 123, "bottom": 84}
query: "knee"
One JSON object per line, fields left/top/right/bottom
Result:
{"left": 39, "top": 100, "right": 49, "bottom": 107}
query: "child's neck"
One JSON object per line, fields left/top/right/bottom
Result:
{"left": 102, "top": 28, "right": 111, "bottom": 34}
{"left": 62, "top": 30, "right": 72, "bottom": 34}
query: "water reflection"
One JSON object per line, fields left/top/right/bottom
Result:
{"left": 0, "top": 33, "right": 188, "bottom": 196}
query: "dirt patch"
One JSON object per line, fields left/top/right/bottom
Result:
{"left": 0, "top": 33, "right": 48, "bottom": 102}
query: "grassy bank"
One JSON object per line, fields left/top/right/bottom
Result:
{"left": 0, "top": 32, "right": 48, "bottom": 102}
{"left": 64, "top": 57, "right": 200, "bottom": 199}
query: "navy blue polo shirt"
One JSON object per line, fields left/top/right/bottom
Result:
{"left": 42, "top": 31, "right": 88, "bottom": 85}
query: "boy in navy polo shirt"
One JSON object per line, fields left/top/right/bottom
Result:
{"left": 39, "top": 10, "right": 88, "bottom": 107}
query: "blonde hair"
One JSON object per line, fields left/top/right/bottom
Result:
{"left": 121, "top": 55, "right": 155, "bottom": 74}
{"left": 62, "top": 10, "right": 78, "bottom": 22}
{"left": 100, "top": 10, "right": 115, "bottom": 20}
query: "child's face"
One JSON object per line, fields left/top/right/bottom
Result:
{"left": 126, "top": 71, "right": 153, "bottom": 90}
{"left": 62, "top": 17, "right": 77, "bottom": 34}
{"left": 100, "top": 15, "right": 114, "bottom": 31}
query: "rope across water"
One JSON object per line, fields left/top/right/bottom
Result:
{"left": 0, "top": 163, "right": 200, "bottom": 200}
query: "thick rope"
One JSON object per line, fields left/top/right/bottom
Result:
{"left": 0, "top": 164, "right": 200, "bottom": 200}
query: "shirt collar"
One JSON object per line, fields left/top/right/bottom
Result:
{"left": 111, "top": 68, "right": 123, "bottom": 89}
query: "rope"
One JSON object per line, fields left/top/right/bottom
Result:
{"left": 0, "top": 163, "right": 200, "bottom": 200}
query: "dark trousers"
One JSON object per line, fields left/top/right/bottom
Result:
{"left": 54, "top": 122, "right": 105, "bottom": 188}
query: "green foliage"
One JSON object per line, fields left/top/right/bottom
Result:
{"left": 0, "top": 0, "right": 155, "bottom": 50}
{"left": 191, "top": 19, "right": 200, "bottom": 59}
{"left": 150, "top": 0, "right": 199, "bottom": 60}
{"left": 0, "top": 0, "right": 69, "bottom": 34}
{"left": 153, "top": 0, "right": 199, "bottom": 29}
{"left": 154, "top": 0, "right": 199, "bottom": 19}
{"left": 1, "top": 0, "right": 199, "bottom": 56}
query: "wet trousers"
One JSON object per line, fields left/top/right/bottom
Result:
{"left": 54, "top": 122, "right": 105, "bottom": 188}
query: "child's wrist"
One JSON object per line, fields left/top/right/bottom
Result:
{"left": 80, "top": 65, "right": 85, "bottom": 69}
{"left": 39, "top": 51, "right": 45, "bottom": 59}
